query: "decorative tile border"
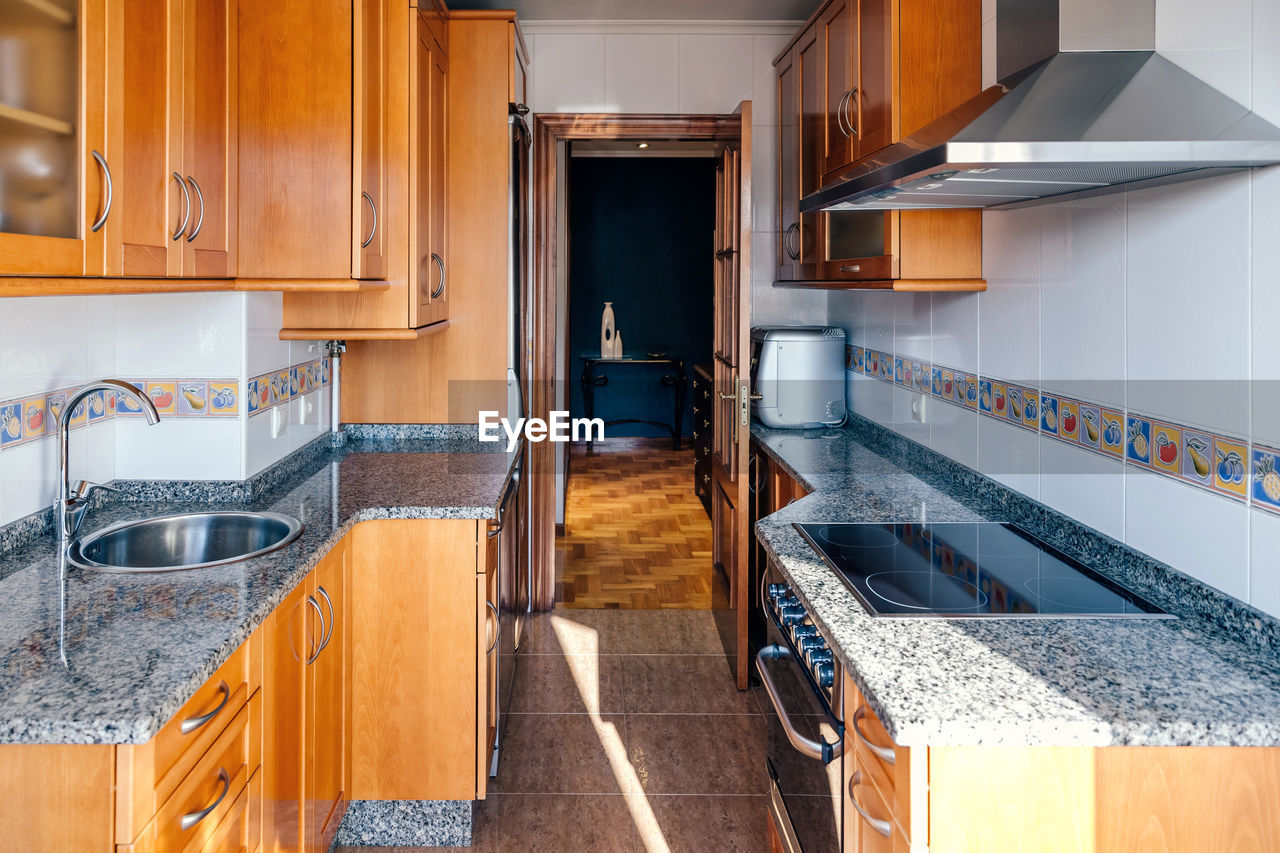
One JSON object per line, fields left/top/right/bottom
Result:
{"left": 849, "top": 344, "right": 1277, "bottom": 515}
{"left": 246, "top": 357, "right": 331, "bottom": 417}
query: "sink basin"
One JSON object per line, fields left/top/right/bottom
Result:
{"left": 67, "top": 511, "right": 304, "bottom": 572}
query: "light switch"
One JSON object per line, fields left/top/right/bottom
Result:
{"left": 911, "top": 392, "right": 927, "bottom": 424}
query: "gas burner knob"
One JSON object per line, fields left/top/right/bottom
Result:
{"left": 796, "top": 635, "right": 825, "bottom": 658}
{"left": 777, "top": 603, "right": 807, "bottom": 626}
{"left": 806, "top": 648, "right": 833, "bottom": 667}
{"left": 790, "top": 624, "right": 819, "bottom": 643}
{"left": 767, "top": 583, "right": 788, "bottom": 605}
{"left": 812, "top": 661, "right": 835, "bottom": 688}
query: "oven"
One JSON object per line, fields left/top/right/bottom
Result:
{"left": 757, "top": 560, "right": 845, "bottom": 852}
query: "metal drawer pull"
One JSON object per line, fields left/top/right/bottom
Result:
{"left": 431, "top": 252, "right": 446, "bottom": 299}
{"left": 90, "top": 150, "right": 112, "bottom": 232}
{"left": 185, "top": 176, "right": 205, "bottom": 242}
{"left": 361, "top": 190, "right": 377, "bottom": 248}
{"left": 841, "top": 264, "right": 862, "bottom": 273}
{"left": 305, "top": 596, "right": 325, "bottom": 664}
{"left": 854, "top": 705, "right": 895, "bottom": 764}
{"left": 171, "top": 172, "right": 190, "bottom": 241}
{"left": 835, "top": 89, "right": 851, "bottom": 138}
{"left": 180, "top": 767, "right": 230, "bottom": 831}
{"left": 317, "top": 585, "right": 335, "bottom": 653}
{"left": 846, "top": 86, "right": 859, "bottom": 137}
{"left": 486, "top": 601, "right": 499, "bottom": 655}
{"left": 180, "top": 681, "right": 230, "bottom": 735}
{"left": 849, "top": 771, "right": 892, "bottom": 838}
{"left": 756, "top": 644, "right": 843, "bottom": 764}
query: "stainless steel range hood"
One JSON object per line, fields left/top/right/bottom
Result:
{"left": 801, "top": 1, "right": 1280, "bottom": 212}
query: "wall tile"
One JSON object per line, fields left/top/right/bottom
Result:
{"left": 1125, "top": 468, "right": 1249, "bottom": 600}
{"left": 113, "top": 293, "right": 244, "bottom": 377}
{"left": 1040, "top": 439, "right": 1125, "bottom": 541}
{"left": 827, "top": 291, "right": 863, "bottom": 346}
{"left": 982, "top": 206, "right": 1041, "bottom": 286}
{"left": 860, "top": 292, "right": 895, "bottom": 357}
{"left": 0, "top": 295, "right": 95, "bottom": 400}
{"left": 678, "top": 35, "right": 754, "bottom": 113}
{"left": 604, "top": 35, "right": 679, "bottom": 112}
{"left": 752, "top": 33, "right": 791, "bottom": 128}
{"left": 848, "top": 372, "right": 892, "bottom": 427}
{"left": 1125, "top": 174, "right": 1251, "bottom": 435}
{"left": 891, "top": 386, "right": 930, "bottom": 447}
{"left": 1156, "top": 0, "right": 1252, "bottom": 106}
{"left": 1253, "top": 167, "right": 1280, "bottom": 446}
{"left": 752, "top": 127, "right": 778, "bottom": 233}
{"left": 1250, "top": 508, "right": 1280, "bottom": 618}
{"left": 893, "top": 292, "right": 931, "bottom": 362}
{"left": 931, "top": 292, "right": 979, "bottom": 372}
{"left": 978, "top": 285, "right": 1039, "bottom": 384}
{"left": 929, "top": 402, "right": 979, "bottom": 470}
{"left": 246, "top": 292, "right": 290, "bottom": 378}
{"left": 115, "top": 418, "right": 242, "bottom": 481}
{"left": 978, "top": 415, "right": 1039, "bottom": 499}
{"left": 529, "top": 34, "right": 606, "bottom": 113}
{"left": 1253, "top": 0, "right": 1280, "bottom": 125}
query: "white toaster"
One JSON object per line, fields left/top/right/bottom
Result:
{"left": 750, "top": 326, "right": 847, "bottom": 429}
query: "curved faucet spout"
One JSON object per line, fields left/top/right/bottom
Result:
{"left": 57, "top": 380, "right": 161, "bottom": 543}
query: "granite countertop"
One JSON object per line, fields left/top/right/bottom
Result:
{"left": 751, "top": 422, "right": 1280, "bottom": 748}
{"left": 0, "top": 433, "right": 518, "bottom": 745}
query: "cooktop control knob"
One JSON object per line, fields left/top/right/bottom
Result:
{"left": 790, "top": 624, "right": 818, "bottom": 643}
{"left": 812, "top": 661, "right": 835, "bottom": 688}
{"left": 767, "top": 583, "right": 788, "bottom": 605}
{"left": 806, "top": 648, "right": 833, "bottom": 668}
{"left": 777, "top": 602, "right": 806, "bottom": 626}
{"left": 797, "top": 636, "right": 825, "bottom": 658}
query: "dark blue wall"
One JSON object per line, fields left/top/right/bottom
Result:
{"left": 568, "top": 156, "right": 716, "bottom": 438}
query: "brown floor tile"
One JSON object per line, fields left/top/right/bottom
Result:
{"left": 497, "top": 713, "right": 634, "bottom": 794}
{"left": 626, "top": 714, "right": 768, "bottom": 796}
{"left": 510, "top": 653, "right": 625, "bottom": 714}
{"left": 520, "top": 609, "right": 619, "bottom": 656}
{"left": 635, "top": 795, "right": 768, "bottom": 853}
{"left": 611, "top": 610, "right": 724, "bottom": 655}
{"left": 622, "top": 655, "right": 757, "bottom": 714}
{"left": 494, "top": 794, "right": 637, "bottom": 853}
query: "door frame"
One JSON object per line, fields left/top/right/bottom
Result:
{"left": 530, "top": 113, "right": 743, "bottom": 610}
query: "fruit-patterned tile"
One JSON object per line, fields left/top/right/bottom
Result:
{"left": 209, "top": 382, "right": 240, "bottom": 417}
{"left": 1151, "top": 421, "right": 1183, "bottom": 478}
{"left": 177, "top": 382, "right": 209, "bottom": 417}
{"left": 21, "top": 397, "right": 47, "bottom": 441}
{"left": 1126, "top": 415, "right": 1152, "bottom": 467}
{"left": 979, "top": 378, "right": 994, "bottom": 415}
{"left": 85, "top": 389, "right": 109, "bottom": 423}
{"left": 1022, "top": 388, "right": 1041, "bottom": 432}
{"left": 1077, "top": 402, "right": 1101, "bottom": 450}
{"left": 146, "top": 382, "right": 178, "bottom": 417}
{"left": 1181, "top": 429, "right": 1213, "bottom": 488}
{"left": 0, "top": 402, "right": 22, "bottom": 448}
{"left": 116, "top": 381, "right": 147, "bottom": 416}
{"left": 246, "top": 379, "right": 260, "bottom": 415}
{"left": 1099, "top": 407, "right": 1124, "bottom": 457}
{"left": 1058, "top": 398, "right": 1081, "bottom": 444}
{"left": 1251, "top": 445, "right": 1280, "bottom": 513}
{"left": 1041, "top": 394, "right": 1059, "bottom": 436}
{"left": 1212, "top": 435, "right": 1249, "bottom": 500}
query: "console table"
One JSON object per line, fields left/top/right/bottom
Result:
{"left": 579, "top": 354, "right": 688, "bottom": 452}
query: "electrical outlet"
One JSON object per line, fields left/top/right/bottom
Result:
{"left": 271, "top": 405, "right": 285, "bottom": 438}
{"left": 911, "top": 392, "right": 927, "bottom": 424}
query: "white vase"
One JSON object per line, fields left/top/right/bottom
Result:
{"left": 612, "top": 330, "right": 623, "bottom": 358}
{"left": 601, "top": 302, "right": 616, "bottom": 358}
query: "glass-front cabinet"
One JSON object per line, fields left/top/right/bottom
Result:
{"left": 0, "top": 0, "right": 108, "bottom": 276}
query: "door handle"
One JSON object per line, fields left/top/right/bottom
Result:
{"left": 185, "top": 176, "right": 205, "bottom": 242}
{"left": 361, "top": 190, "right": 377, "bottom": 248}
{"left": 90, "top": 150, "right": 112, "bottom": 232}
{"left": 171, "top": 172, "right": 190, "bottom": 241}
{"left": 835, "top": 89, "right": 851, "bottom": 138}
{"left": 756, "top": 645, "right": 843, "bottom": 764}
{"left": 431, "top": 252, "right": 446, "bottom": 299}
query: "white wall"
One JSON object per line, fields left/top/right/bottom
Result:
{"left": 829, "top": 0, "right": 1280, "bottom": 616}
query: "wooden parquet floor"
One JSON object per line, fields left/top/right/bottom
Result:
{"left": 555, "top": 439, "right": 714, "bottom": 609}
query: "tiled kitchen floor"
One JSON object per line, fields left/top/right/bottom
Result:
{"left": 337, "top": 608, "right": 769, "bottom": 852}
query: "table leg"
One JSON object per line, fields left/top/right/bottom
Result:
{"left": 673, "top": 361, "right": 687, "bottom": 452}
{"left": 581, "top": 362, "right": 595, "bottom": 456}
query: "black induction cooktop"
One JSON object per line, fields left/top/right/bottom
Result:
{"left": 794, "top": 522, "right": 1170, "bottom": 618}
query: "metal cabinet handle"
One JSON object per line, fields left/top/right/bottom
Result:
{"left": 846, "top": 86, "right": 859, "bottom": 137}
{"left": 848, "top": 771, "right": 892, "bottom": 838}
{"left": 180, "top": 767, "right": 230, "bottom": 831}
{"left": 90, "top": 150, "right": 112, "bottom": 232}
{"left": 317, "top": 585, "right": 335, "bottom": 653}
{"left": 835, "top": 89, "right": 851, "bottom": 138}
{"left": 430, "top": 252, "right": 446, "bottom": 299}
{"left": 486, "top": 600, "right": 499, "bottom": 655}
{"left": 841, "top": 264, "right": 862, "bottom": 273}
{"left": 853, "top": 705, "right": 896, "bottom": 764}
{"left": 171, "top": 172, "right": 190, "bottom": 241}
{"left": 180, "top": 681, "right": 230, "bottom": 735}
{"left": 305, "top": 596, "right": 325, "bottom": 664}
{"left": 184, "top": 176, "right": 205, "bottom": 242}
{"left": 755, "top": 645, "right": 843, "bottom": 764}
{"left": 361, "top": 190, "right": 377, "bottom": 248}
{"left": 784, "top": 222, "right": 800, "bottom": 261}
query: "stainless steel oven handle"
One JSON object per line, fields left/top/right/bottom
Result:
{"left": 853, "top": 705, "right": 895, "bottom": 764}
{"left": 756, "top": 644, "right": 843, "bottom": 765}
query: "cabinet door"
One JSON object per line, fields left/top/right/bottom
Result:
{"left": 775, "top": 47, "right": 798, "bottom": 281}
{"left": 180, "top": 0, "right": 236, "bottom": 276}
{"left": 477, "top": 533, "right": 498, "bottom": 797}
{"left": 353, "top": 0, "right": 386, "bottom": 279}
{"left": 410, "top": 12, "right": 448, "bottom": 327}
{"left": 264, "top": 581, "right": 313, "bottom": 852}
{"left": 821, "top": 0, "right": 855, "bottom": 177}
{"left": 307, "top": 548, "right": 346, "bottom": 852}
{"left": 110, "top": 0, "right": 182, "bottom": 276}
{"left": 856, "top": 0, "right": 893, "bottom": 160}
{"left": 797, "top": 26, "right": 823, "bottom": 270}
{"left": 0, "top": 0, "right": 108, "bottom": 276}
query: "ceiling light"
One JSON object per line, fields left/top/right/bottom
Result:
{"left": 636, "top": 142, "right": 649, "bottom": 149}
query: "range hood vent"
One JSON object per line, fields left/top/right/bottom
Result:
{"left": 802, "top": 6, "right": 1280, "bottom": 212}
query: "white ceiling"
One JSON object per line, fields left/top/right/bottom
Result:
{"left": 447, "top": 0, "right": 820, "bottom": 20}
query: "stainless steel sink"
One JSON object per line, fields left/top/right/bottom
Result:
{"left": 67, "top": 511, "right": 304, "bottom": 572}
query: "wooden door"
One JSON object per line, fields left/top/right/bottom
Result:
{"left": 821, "top": 0, "right": 855, "bottom": 177}
{"left": 180, "top": 0, "right": 236, "bottom": 276}
{"left": 0, "top": 0, "right": 108, "bottom": 276}
{"left": 775, "top": 48, "right": 798, "bottom": 281}
{"left": 307, "top": 547, "right": 346, "bottom": 852}
{"left": 264, "top": 581, "right": 312, "bottom": 852}
{"left": 410, "top": 12, "right": 447, "bottom": 327}
{"left": 857, "top": 0, "right": 893, "bottom": 160}
{"left": 710, "top": 103, "right": 752, "bottom": 690}
{"left": 797, "top": 25, "right": 823, "bottom": 272}
{"left": 353, "top": 0, "right": 386, "bottom": 279}
{"left": 110, "top": 0, "right": 181, "bottom": 276}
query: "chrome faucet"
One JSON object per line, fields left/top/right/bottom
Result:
{"left": 56, "top": 380, "right": 160, "bottom": 542}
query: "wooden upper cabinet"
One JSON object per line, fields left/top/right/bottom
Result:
{"left": 354, "top": 0, "right": 388, "bottom": 280}
{"left": 856, "top": 0, "right": 892, "bottom": 160}
{"left": 775, "top": 48, "right": 799, "bottom": 282}
{"left": 820, "top": 0, "right": 855, "bottom": 177}
{"left": 410, "top": 10, "right": 449, "bottom": 328}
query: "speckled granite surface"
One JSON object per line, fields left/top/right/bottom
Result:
{"left": 0, "top": 432, "right": 518, "bottom": 744}
{"left": 752, "top": 416, "right": 1280, "bottom": 748}
{"left": 336, "top": 800, "right": 472, "bottom": 847}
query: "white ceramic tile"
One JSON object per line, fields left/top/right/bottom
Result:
{"left": 115, "top": 417, "right": 241, "bottom": 480}
{"left": 981, "top": 16, "right": 997, "bottom": 91}
{"left": 751, "top": 127, "right": 778, "bottom": 233}
{"left": 929, "top": 402, "right": 979, "bottom": 470}
{"left": 1061, "top": 0, "right": 1153, "bottom": 51}
{"left": 978, "top": 416, "right": 1039, "bottom": 499}
{"left": 860, "top": 292, "right": 895, "bottom": 356}
{"left": 931, "top": 292, "right": 979, "bottom": 372}
{"left": 245, "top": 408, "right": 291, "bottom": 478}
{"left": 1039, "top": 193, "right": 1126, "bottom": 406}
{"left": 1253, "top": 0, "right": 1280, "bottom": 126}
{"left": 603, "top": 35, "right": 679, "bottom": 113}
{"left": 1250, "top": 508, "right": 1280, "bottom": 618}
{"left": 978, "top": 285, "right": 1039, "bottom": 385}
{"left": 677, "top": 35, "right": 754, "bottom": 114}
{"left": 1156, "top": 0, "right": 1252, "bottom": 106}
{"left": 891, "top": 385, "right": 930, "bottom": 447}
{"left": 529, "top": 34, "right": 605, "bottom": 113}
{"left": 1125, "top": 468, "right": 1249, "bottom": 601}
{"left": 750, "top": 228, "right": 777, "bottom": 292}
{"left": 848, "top": 373, "right": 892, "bottom": 427}
{"left": 0, "top": 295, "right": 93, "bottom": 399}
{"left": 246, "top": 292, "right": 289, "bottom": 377}
{"left": 1125, "top": 174, "right": 1250, "bottom": 435}
{"left": 1158, "top": 48, "right": 1252, "bottom": 107}
{"left": 289, "top": 388, "right": 328, "bottom": 452}
{"left": 289, "top": 340, "right": 325, "bottom": 369}
{"left": 752, "top": 34, "right": 791, "bottom": 128}
{"left": 1252, "top": 167, "right": 1280, "bottom": 446}
{"left": 893, "top": 292, "right": 931, "bottom": 362}
{"left": 0, "top": 437, "right": 52, "bottom": 525}
{"left": 981, "top": 0, "right": 995, "bottom": 23}
{"left": 981, "top": 207, "right": 1042, "bottom": 286}
{"left": 1040, "top": 440, "right": 1125, "bottom": 541}
{"left": 751, "top": 281, "right": 827, "bottom": 327}
{"left": 113, "top": 293, "right": 244, "bottom": 377}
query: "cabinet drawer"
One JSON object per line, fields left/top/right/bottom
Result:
{"left": 122, "top": 692, "right": 261, "bottom": 853}
{"left": 197, "top": 768, "right": 260, "bottom": 853}
{"left": 847, "top": 759, "right": 907, "bottom": 853}
{"left": 117, "top": 643, "right": 254, "bottom": 842}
